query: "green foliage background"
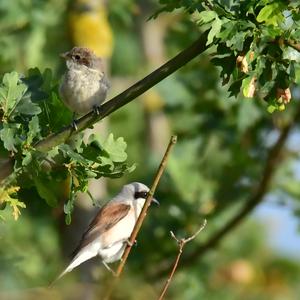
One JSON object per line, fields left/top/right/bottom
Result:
{"left": 1, "top": 0, "right": 300, "bottom": 299}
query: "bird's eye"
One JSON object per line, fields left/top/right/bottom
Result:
{"left": 134, "top": 191, "right": 148, "bottom": 199}
{"left": 74, "top": 54, "right": 81, "bottom": 60}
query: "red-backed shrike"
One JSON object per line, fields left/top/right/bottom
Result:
{"left": 54, "top": 182, "right": 159, "bottom": 282}
{"left": 59, "top": 47, "right": 110, "bottom": 115}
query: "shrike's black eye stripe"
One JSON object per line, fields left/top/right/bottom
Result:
{"left": 134, "top": 191, "right": 148, "bottom": 199}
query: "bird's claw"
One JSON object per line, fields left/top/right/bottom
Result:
{"left": 126, "top": 239, "right": 137, "bottom": 247}
{"left": 93, "top": 105, "right": 102, "bottom": 115}
{"left": 71, "top": 119, "right": 78, "bottom": 131}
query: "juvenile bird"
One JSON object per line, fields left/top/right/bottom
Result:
{"left": 53, "top": 182, "right": 159, "bottom": 283}
{"left": 59, "top": 47, "right": 110, "bottom": 116}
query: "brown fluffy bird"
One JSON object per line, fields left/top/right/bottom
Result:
{"left": 59, "top": 47, "right": 110, "bottom": 115}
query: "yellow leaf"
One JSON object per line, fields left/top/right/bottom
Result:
{"left": 276, "top": 88, "right": 291, "bottom": 104}
{"left": 0, "top": 185, "right": 26, "bottom": 220}
{"left": 236, "top": 55, "right": 249, "bottom": 74}
{"left": 242, "top": 76, "right": 257, "bottom": 98}
{"left": 10, "top": 199, "right": 26, "bottom": 221}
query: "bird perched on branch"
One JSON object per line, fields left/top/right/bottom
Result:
{"left": 59, "top": 47, "right": 110, "bottom": 116}
{"left": 52, "top": 182, "right": 159, "bottom": 283}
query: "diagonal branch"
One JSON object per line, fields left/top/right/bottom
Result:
{"left": 103, "top": 135, "right": 177, "bottom": 300}
{"left": 151, "top": 105, "right": 300, "bottom": 279}
{"left": 117, "top": 135, "right": 177, "bottom": 276}
{"left": 0, "top": 32, "right": 207, "bottom": 182}
{"left": 286, "top": 39, "right": 300, "bottom": 52}
{"left": 34, "top": 33, "right": 208, "bottom": 153}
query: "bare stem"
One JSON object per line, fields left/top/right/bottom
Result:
{"left": 103, "top": 135, "right": 177, "bottom": 300}
{"left": 158, "top": 220, "right": 207, "bottom": 300}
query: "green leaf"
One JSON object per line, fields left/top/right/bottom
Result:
{"left": 257, "top": 3, "right": 285, "bottom": 26}
{"left": 64, "top": 186, "right": 76, "bottom": 225}
{"left": 59, "top": 144, "right": 88, "bottom": 165}
{"left": 0, "top": 72, "right": 27, "bottom": 119}
{"left": 14, "top": 96, "right": 41, "bottom": 115}
{"left": 242, "top": 75, "right": 256, "bottom": 98}
{"left": 40, "top": 92, "right": 72, "bottom": 133}
{"left": 267, "top": 104, "right": 276, "bottom": 113}
{"left": 99, "top": 156, "right": 114, "bottom": 168}
{"left": 217, "top": 21, "right": 237, "bottom": 41}
{"left": 195, "top": 11, "right": 217, "bottom": 24}
{"left": 26, "top": 115, "right": 41, "bottom": 145}
{"left": 227, "top": 30, "right": 249, "bottom": 51}
{"left": 102, "top": 133, "right": 128, "bottom": 163}
{"left": 0, "top": 123, "right": 20, "bottom": 152}
{"left": 207, "top": 17, "right": 222, "bottom": 45}
{"left": 34, "top": 177, "right": 58, "bottom": 207}
{"left": 22, "top": 151, "right": 32, "bottom": 166}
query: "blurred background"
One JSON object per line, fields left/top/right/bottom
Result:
{"left": 1, "top": 0, "right": 300, "bottom": 299}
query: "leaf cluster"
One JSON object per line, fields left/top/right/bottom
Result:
{"left": 156, "top": 0, "right": 300, "bottom": 112}
{"left": 0, "top": 70, "right": 134, "bottom": 222}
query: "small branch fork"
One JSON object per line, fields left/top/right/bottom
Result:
{"left": 158, "top": 220, "right": 207, "bottom": 300}
{"left": 151, "top": 104, "right": 300, "bottom": 280}
{"left": 103, "top": 135, "right": 177, "bottom": 300}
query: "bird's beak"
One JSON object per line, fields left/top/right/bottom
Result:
{"left": 60, "top": 51, "right": 70, "bottom": 59}
{"left": 151, "top": 198, "right": 160, "bottom": 206}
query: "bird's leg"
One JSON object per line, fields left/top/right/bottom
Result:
{"left": 102, "top": 261, "right": 117, "bottom": 277}
{"left": 125, "top": 239, "right": 137, "bottom": 247}
{"left": 71, "top": 112, "right": 78, "bottom": 131}
{"left": 92, "top": 105, "right": 102, "bottom": 116}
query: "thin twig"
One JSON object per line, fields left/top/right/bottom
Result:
{"left": 158, "top": 220, "right": 207, "bottom": 300}
{"left": 117, "top": 135, "right": 177, "bottom": 275}
{"left": 150, "top": 105, "right": 300, "bottom": 279}
{"left": 103, "top": 135, "right": 177, "bottom": 300}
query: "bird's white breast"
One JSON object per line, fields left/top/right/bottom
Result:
{"left": 60, "top": 65, "right": 108, "bottom": 115}
{"left": 98, "top": 200, "right": 145, "bottom": 263}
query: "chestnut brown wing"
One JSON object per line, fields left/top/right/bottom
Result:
{"left": 72, "top": 202, "right": 130, "bottom": 257}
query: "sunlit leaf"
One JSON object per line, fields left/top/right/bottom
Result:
{"left": 257, "top": 3, "right": 285, "bottom": 26}
{"left": 207, "top": 17, "right": 222, "bottom": 45}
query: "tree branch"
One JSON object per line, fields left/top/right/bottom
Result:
{"left": 151, "top": 105, "right": 300, "bottom": 279}
{"left": 286, "top": 39, "right": 300, "bottom": 53}
{"left": 103, "top": 135, "right": 177, "bottom": 300}
{"left": 117, "top": 135, "right": 177, "bottom": 275}
{"left": 34, "top": 33, "right": 208, "bottom": 153}
{"left": 158, "top": 220, "right": 207, "bottom": 300}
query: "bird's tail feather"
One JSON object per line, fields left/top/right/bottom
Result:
{"left": 49, "top": 247, "right": 98, "bottom": 287}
